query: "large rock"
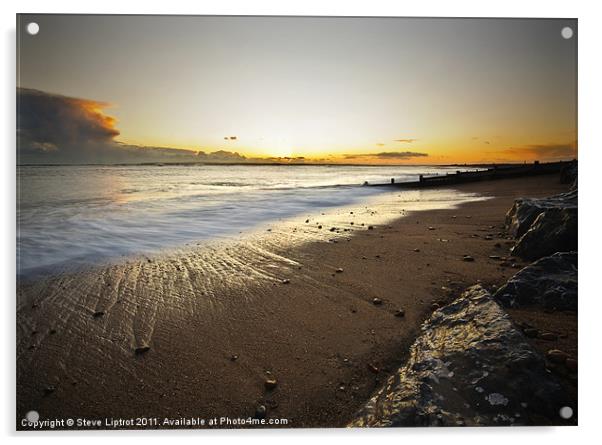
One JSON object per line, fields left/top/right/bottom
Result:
{"left": 511, "top": 207, "right": 577, "bottom": 260}
{"left": 560, "top": 161, "right": 578, "bottom": 190}
{"left": 505, "top": 190, "right": 577, "bottom": 239}
{"left": 349, "top": 286, "right": 573, "bottom": 427}
{"left": 495, "top": 252, "right": 577, "bottom": 311}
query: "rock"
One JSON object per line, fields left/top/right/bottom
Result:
{"left": 511, "top": 207, "right": 577, "bottom": 261}
{"left": 368, "top": 226, "right": 374, "bottom": 230}
{"left": 43, "top": 385, "right": 56, "bottom": 396}
{"left": 546, "top": 349, "right": 569, "bottom": 364}
{"left": 413, "top": 248, "right": 420, "bottom": 252}
{"left": 462, "top": 255, "right": 475, "bottom": 262}
{"left": 394, "top": 309, "right": 406, "bottom": 318}
{"left": 230, "top": 354, "right": 239, "bottom": 361}
{"left": 281, "top": 279, "right": 290, "bottom": 284}
{"left": 559, "top": 161, "right": 577, "bottom": 188}
{"left": 135, "top": 345, "right": 151, "bottom": 355}
{"left": 255, "top": 405, "right": 267, "bottom": 419}
{"left": 318, "top": 225, "right": 322, "bottom": 229}
{"left": 335, "top": 268, "right": 344, "bottom": 273}
{"left": 494, "top": 252, "right": 577, "bottom": 311}
{"left": 489, "top": 255, "right": 501, "bottom": 260}
{"left": 539, "top": 332, "right": 558, "bottom": 341}
{"left": 372, "top": 298, "right": 383, "bottom": 305}
{"left": 428, "top": 227, "right": 435, "bottom": 231}
{"left": 265, "top": 378, "right": 278, "bottom": 390}
{"left": 349, "top": 285, "right": 573, "bottom": 427}
{"left": 367, "top": 363, "right": 379, "bottom": 374}
{"left": 505, "top": 190, "right": 577, "bottom": 239}
{"left": 93, "top": 311, "right": 105, "bottom": 318}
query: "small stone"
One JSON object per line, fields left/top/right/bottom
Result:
{"left": 489, "top": 255, "right": 501, "bottom": 260}
{"left": 335, "top": 268, "right": 344, "bottom": 273}
{"left": 428, "top": 227, "right": 435, "bottom": 230}
{"left": 462, "top": 255, "right": 475, "bottom": 262}
{"left": 367, "top": 363, "right": 379, "bottom": 374}
{"left": 318, "top": 225, "right": 322, "bottom": 229}
{"left": 413, "top": 248, "right": 420, "bottom": 252}
{"left": 43, "top": 385, "right": 56, "bottom": 396}
{"left": 281, "top": 279, "right": 290, "bottom": 284}
{"left": 255, "top": 405, "right": 267, "bottom": 419}
{"left": 546, "top": 349, "right": 568, "bottom": 364}
{"left": 265, "top": 378, "right": 278, "bottom": 390}
{"left": 372, "top": 297, "right": 383, "bottom": 305}
{"left": 431, "top": 302, "right": 441, "bottom": 310}
{"left": 230, "top": 354, "right": 239, "bottom": 361}
{"left": 329, "top": 227, "right": 336, "bottom": 232}
{"left": 93, "top": 311, "right": 105, "bottom": 318}
{"left": 539, "top": 332, "right": 558, "bottom": 341}
{"left": 368, "top": 226, "right": 374, "bottom": 230}
{"left": 394, "top": 309, "right": 405, "bottom": 317}
{"left": 135, "top": 346, "right": 151, "bottom": 355}
{"left": 305, "top": 219, "right": 309, "bottom": 223}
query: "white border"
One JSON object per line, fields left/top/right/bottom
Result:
{"left": 2, "top": 1, "right": 600, "bottom": 444}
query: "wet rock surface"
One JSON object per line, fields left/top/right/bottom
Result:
{"left": 495, "top": 252, "right": 577, "bottom": 311}
{"left": 505, "top": 190, "right": 577, "bottom": 240}
{"left": 505, "top": 187, "right": 577, "bottom": 261}
{"left": 349, "top": 285, "right": 573, "bottom": 427}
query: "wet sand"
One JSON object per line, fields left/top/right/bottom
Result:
{"left": 16, "top": 174, "right": 573, "bottom": 429}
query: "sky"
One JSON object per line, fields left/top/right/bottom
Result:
{"left": 17, "top": 15, "right": 577, "bottom": 164}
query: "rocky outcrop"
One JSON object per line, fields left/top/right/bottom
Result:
{"left": 349, "top": 286, "right": 573, "bottom": 427}
{"left": 506, "top": 190, "right": 576, "bottom": 238}
{"left": 560, "top": 161, "right": 578, "bottom": 190}
{"left": 506, "top": 190, "right": 577, "bottom": 260}
{"left": 495, "top": 252, "right": 577, "bottom": 311}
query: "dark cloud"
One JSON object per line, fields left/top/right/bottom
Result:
{"left": 18, "top": 88, "right": 124, "bottom": 163}
{"left": 344, "top": 151, "right": 428, "bottom": 160}
{"left": 495, "top": 142, "right": 577, "bottom": 161}
{"left": 394, "top": 139, "right": 418, "bottom": 143}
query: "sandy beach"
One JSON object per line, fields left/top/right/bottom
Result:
{"left": 16, "top": 174, "right": 575, "bottom": 428}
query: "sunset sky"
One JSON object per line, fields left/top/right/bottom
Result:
{"left": 17, "top": 15, "right": 577, "bottom": 164}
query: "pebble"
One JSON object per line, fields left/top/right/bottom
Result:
{"left": 489, "top": 255, "right": 501, "bottom": 260}
{"left": 255, "top": 405, "right": 267, "bottom": 419}
{"left": 318, "top": 225, "right": 322, "bottom": 229}
{"left": 368, "top": 226, "right": 374, "bottom": 230}
{"left": 265, "top": 378, "right": 278, "bottom": 390}
{"left": 413, "top": 248, "right": 420, "bottom": 252}
{"left": 546, "top": 349, "right": 568, "bottom": 364}
{"left": 281, "top": 279, "right": 290, "bottom": 284}
{"left": 394, "top": 309, "right": 405, "bottom": 317}
{"left": 43, "top": 385, "right": 56, "bottom": 396}
{"left": 428, "top": 227, "right": 435, "bottom": 230}
{"left": 372, "top": 298, "right": 383, "bottom": 305}
{"left": 93, "top": 311, "right": 105, "bottom": 318}
{"left": 367, "top": 363, "right": 379, "bottom": 374}
{"left": 335, "top": 268, "right": 344, "bottom": 273}
{"left": 230, "top": 354, "right": 239, "bottom": 361}
{"left": 462, "top": 255, "right": 475, "bottom": 262}
{"left": 135, "top": 346, "right": 151, "bottom": 355}
{"left": 539, "top": 332, "right": 558, "bottom": 341}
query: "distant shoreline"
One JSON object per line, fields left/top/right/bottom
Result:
{"left": 17, "top": 159, "right": 576, "bottom": 168}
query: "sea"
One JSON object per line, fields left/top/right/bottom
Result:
{"left": 17, "top": 164, "right": 483, "bottom": 277}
